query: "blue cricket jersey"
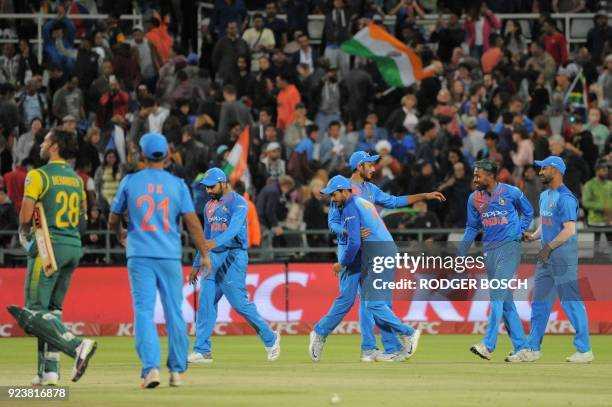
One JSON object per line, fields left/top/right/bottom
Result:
{"left": 111, "top": 168, "right": 195, "bottom": 259}
{"left": 540, "top": 184, "right": 578, "bottom": 245}
{"left": 340, "top": 196, "right": 394, "bottom": 268}
{"left": 460, "top": 182, "right": 534, "bottom": 254}
{"left": 193, "top": 190, "right": 248, "bottom": 267}
{"left": 328, "top": 180, "right": 409, "bottom": 244}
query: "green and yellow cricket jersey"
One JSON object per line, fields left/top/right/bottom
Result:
{"left": 24, "top": 161, "right": 86, "bottom": 248}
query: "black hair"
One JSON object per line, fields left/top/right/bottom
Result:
{"left": 141, "top": 95, "right": 155, "bottom": 108}
{"left": 103, "top": 149, "right": 121, "bottom": 179}
{"left": 328, "top": 120, "right": 341, "bottom": 129}
{"left": 306, "top": 124, "right": 319, "bottom": 138}
{"left": 176, "top": 69, "right": 188, "bottom": 82}
{"left": 474, "top": 159, "right": 498, "bottom": 175}
{"left": 418, "top": 119, "right": 435, "bottom": 134}
{"left": 49, "top": 127, "right": 79, "bottom": 160}
{"left": 223, "top": 84, "right": 237, "bottom": 95}
{"left": 513, "top": 126, "right": 529, "bottom": 140}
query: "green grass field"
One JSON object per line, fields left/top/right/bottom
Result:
{"left": 1, "top": 335, "right": 611, "bottom": 406}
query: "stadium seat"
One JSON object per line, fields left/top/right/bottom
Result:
{"left": 570, "top": 19, "right": 594, "bottom": 40}
{"left": 308, "top": 15, "right": 325, "bottom": 44}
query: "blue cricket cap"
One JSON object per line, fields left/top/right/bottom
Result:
{"left": 321, "top": 175, "right": 351, "bottom": 195}
{"left": 349, "top": 151, "right": 379, "bottom": 170}
{"left": 535, "top": 156, "right": 566, "bottom": 175}
{"left": 200, "top": 167, "right": 227, "bottom": 186}
{"left": 139, "top": 132, "right": 168, "bottom": 161}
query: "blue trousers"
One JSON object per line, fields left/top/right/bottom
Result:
{"left": 314, "top": 245, "right": 403, "bottom": 353}
{"left": 193, "top": 250, "right": 275, "bottom": 354}
{"left": 482, "top": 241, "right": 527, "bottom": 353}
{"left": 127, "top": 257, "right": 188, "bottom": 378}
{"left": 528, "top": 246, "right": 591, "bottom": 353}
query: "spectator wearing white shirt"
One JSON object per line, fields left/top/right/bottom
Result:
{"left": 510, "top": 126, "right": 534, "bottom": 183}
{"left": 242, "top": 14, "right": 275, "bottom": 72}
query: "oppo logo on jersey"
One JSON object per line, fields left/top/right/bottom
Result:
{"left": 541, "top": 217, "right": 553, "bottom": 225}
{"left": 541, "top": 209, "right": 554, "bottom": 217}
{"left": 481, "top": 210, "right": 509, "bottom": 227}
{"left": 208, "top": 216, "right": 228, "bottom": 223}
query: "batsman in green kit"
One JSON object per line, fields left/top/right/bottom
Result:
{"left": 8, "top": 127, "right": 97, "bottom": 386}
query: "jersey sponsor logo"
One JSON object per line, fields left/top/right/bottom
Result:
{"left": 211, "top": 224, "right": 228, "bottom": 232}
{"left": 344, "top": 216, "right": 356, "bottom": 222}
{"left": 541, "top": 216, "right": 553, "bottom": 225}
{"left": 541, "top": 209, "right": 554, "bottom": 217}
{"left": 481, "top": 210, "right": 509, "bottom": 227}
{"left": 480, "top": 210, "right": 509, "bottom": 218}
{"left": 208, "top": 216, "right": 228, "bottom": 223}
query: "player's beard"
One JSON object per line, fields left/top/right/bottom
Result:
{"left": 209, "top": 192, "right": 221, "bottom": 200}
{"left": 540, "top": 175, "right": 552, "bottom": 185}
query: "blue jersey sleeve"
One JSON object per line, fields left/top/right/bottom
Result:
{"left": 339, "top": 204, "right": 362, "bottom": 267}
{"left": 558, "top": 193, "right": 578, "bottom": 223}
{"left": 212, "top": 200, "right": 247, "bottom": 248}
{"left": 110, "top": 177, "right": 129, "bottom": 215}
{"left": 371, "top": 184, "right": 409, "bottom": 208}
{"left": 327, "top": 202, "right": 345, "bottom": 236}
{"left": 512, "top": 187, "right": 534, "bottom": 232}
{"left": 179, "top": 180, "right": 196, "bottom": 214}
{"left": 458, "top": 193, "right": 481, "bottom": 256}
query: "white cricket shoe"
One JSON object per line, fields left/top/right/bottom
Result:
{"left": 169, "top": 372, "right": 182, "bottom": 387}
{"left": 31, "top": 372, "right": 59, "bottom": 386}
{"left": 397, "top": 329, "right": 422, "bottom": 361}
{"left": 71, "top": 339, "right": 97, "bottom": 382}
{"left": 375, "top": 352, "right": 400, "bottom": 362}
{"left": 188, "top": 352, "right": 213, "bottom": 363}
{"left": 566, "top": 350, "right": 594, "bottom": 363}
{"left": 265, "top": 331, "right": 281, "bottom": 362}
{"left": 360, "top": 349, "right": 381, "bottom": 362}
{"left": 141, "top": 368, "right": 160, "bottom": 389}
{"left": 505, "top": 349, "right": 527, "bottom": 363}
{"left": 470, "top": 343, "right": 492, "bottom": 360}
{"left": 308, "top": 331, "right": 326, "bottom": 362}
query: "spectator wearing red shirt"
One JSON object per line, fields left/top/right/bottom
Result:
{"left": 97, "top": 76, "right": 129, "bottom": 127}
{"left": 2, "top": 159, "right": 29, "bottom": 214}
{"left": 542, "top": 18, "right": 568, "bottom": 67}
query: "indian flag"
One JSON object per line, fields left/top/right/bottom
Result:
{"left": 341, "top": 23, "right": 433, "bottom": 88}
{"left": 222, "top": 126, "right": 249, "bottom": 185}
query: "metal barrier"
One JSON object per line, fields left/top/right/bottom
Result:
{"left": 196, "top": 5, "right": 610, "bottom": 53}
{"left": 1, "top": 227, "right": 610, "bottom": 266}
{"left": 0, "top": 12, "right": 143, "bottom": 63}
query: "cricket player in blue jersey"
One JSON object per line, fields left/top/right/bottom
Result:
{"left": 310, "top": 151, "right": 444, "bottom": 362}
{"left": 188, "top": 168, "right": 280, "bottom": 363}
{"left": 109, "top": 133, "right": 212, "bottom": 388}
{"left": 508, "top": 156, "right": 594, "bottom": 363}
{"left": 309, "top": 175, "right": 421, "bottom": 362}
{"left": 458, "top": 159, "right": 534, "bottom": 361}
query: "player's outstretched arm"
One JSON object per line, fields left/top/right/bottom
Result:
{"left": 407, "top": 191, "right": 446, "bottom": 205}
{"left": 183, "top": 212, "right": 211, "bottom": 284}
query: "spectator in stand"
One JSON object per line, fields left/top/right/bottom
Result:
{"left": 255, "top": 141, "right": 286, "bottom": 190}
{"left": 76, "top": 161, "right": 97, "bottom": 212}
{"left": 532, "top": 115, "right": 552, "bottom": 161}
{"left": 81, "top": 204, "right": 106, "bottom": 264}
{"left": 218, "top": 84, "right": 252, "bottom": 142}
{"left": 256, "top": 175, "right": 295, "bottom": 237}
{"left": 17, "top": 38, "right": 40, "bottom": 85}
{"left": 463, "top": 116, "right": 486, "bottom": 161}
{"left": 548, "top": 134, "right": 590, "bottom": 199}
{"left": 42, "top": 7, "right": 76, "bottom": 72}
{"left": 52, "top": 75, "right": 85, "bottom": 122}
{"left": 372, "top": 140, "right": 402, "bottom": 188}
{"left": 89, "top": 60, "right": 113, "bottom": 114}
{"left": 415, "top": 119, "right": 438, "bottom": 166}
{"left": 520, "top": 165, "right": 542, "bottom": 219}
{"left": 2, "top": 158, "right": 29, "bottom": 214}
{"left": 586, "top": 10, "right": 612, "bottom": 66}
{"left": 264, "top": 1, "right": 288, "bottom": 49}
{"left": 503, "top": 20, "right": 527, "bottom": 55}
{"left": 178, "top": 125, "right": 209, "bottom": 183}
{"left": 542, "top": 17, "right": 568, "bottom": 67}
{"left": 289, "top": 124, "right": 319, "bottom": 184}
{"left": 303, "top": 178, "right": 330, "bottom": 248}
{"left": 242, "top": 14, "right": 275, "bottom": 72}
{"left": 97, "top": 76, "right": 128, "bottom": 127}
{"left": 130, "top": 26, "right": 161, "bottom": 92}
{"left": 510, "top": 126, "right": 534, "bottom": 182}
{"left": 276, "top": 73, "right": 301, "bottom": 130}
{"left": 584, "top": 107, "right": 610, "bottom": 154}
{"left": 74, "top": 34, "right": 99, "bottom": 93}
{"left": 323, "top": 0, "right": 353, "bottom": 77}
{"left": 525, "top": 40, "right": 557, "bottom": 86}
{"left": 313, "top": 66, "right": 343, "bottom": 134}
{"left": 145, "top": 12, "right": 173, "bottom": 64}
{"left": 210, "top": 0, "right": 248, "bottom": 38}
{"left": 320, "top": 121, "right": 351, "bottom": 171}
{"left": 293, "top": 34, "right": 318, "bottom": 72}
{"left": 582, "top": 160, "right": 612, "bottom": 245}
{"left": 0, "top": 44, "right": 20, "bottom": 87}
{"left": 0, "top": 186, "right": 17, "bottom": 247}
{"left": 112, "top": 42, "right": 140, "bottom": 92}
{"left": 385, "top": 92, "right": 419, "bottom": 134}
{"left": 94, "top": 149, "right": 124, "bottom": 213}
{"left": 212, "top": 21, "right": 250, "bottom": 84}
{"left": 235, "top": 180, "right": 261, "bottom": 248}
{"left": 389, "top": 125, "right": 417, "bottom": 162}
{"left": 430, "top": 13, "right": 465, "bottom": 64}
{"left": 284, "top": 103, "right": 312, "bottom": 155}
{"left": 13, "top": 117, "right": 40, "bottom": 165}
{"left": 356, "top": 121, "right": 382, "bottom": 154}
{"left": 17, "top": 80, "right": 47, "bottom": 128}
{"left": 438, "top": 162, "right": 472, "bottom": 227}
{"left": 464, "top": 3, "right": 501, "bottom": 60}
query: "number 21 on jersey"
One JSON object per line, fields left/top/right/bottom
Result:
{"left": 137, "top": 183, "right": 169, "bottom": 233}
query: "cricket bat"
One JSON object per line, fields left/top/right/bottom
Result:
{"left": 33, "top": 202, "right": 58, "bottom": 277}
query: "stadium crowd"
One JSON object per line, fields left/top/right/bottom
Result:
{"left": 0, "top": 0, "right": 611, "bottom": 261}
